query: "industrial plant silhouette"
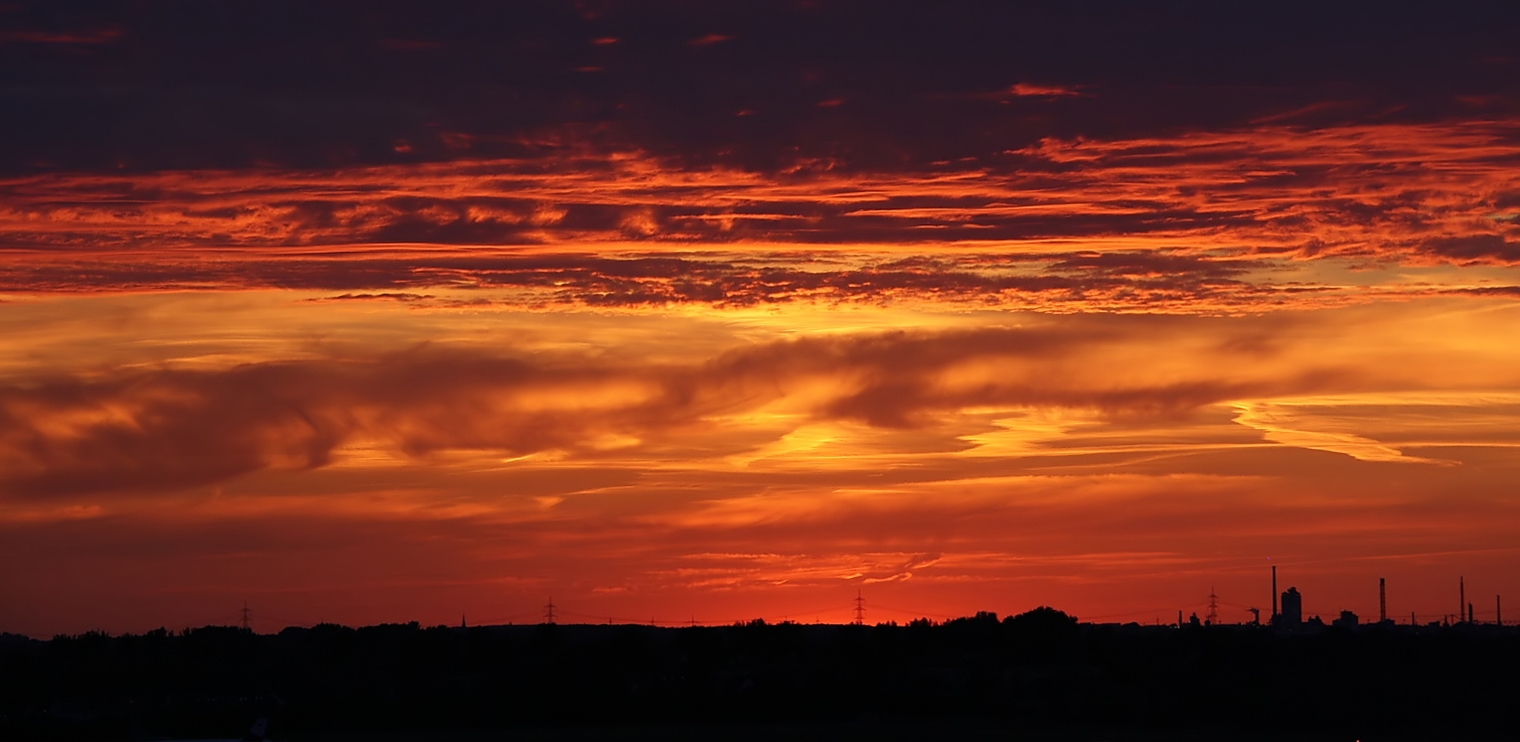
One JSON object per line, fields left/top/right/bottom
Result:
{"left": 3, "top": 569, "right": 1517, "bottom": 740}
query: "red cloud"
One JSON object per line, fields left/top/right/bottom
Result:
{"left": 1007, "top": 82, "right": 1085, "bottom": 97}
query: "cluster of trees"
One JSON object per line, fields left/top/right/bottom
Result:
{"left": 2, "top": 607, "right": 1517, "bottom": 740}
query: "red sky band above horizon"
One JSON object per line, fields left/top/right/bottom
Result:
{"left": 2, "top": 1, "right": 1519, "bottom": 636}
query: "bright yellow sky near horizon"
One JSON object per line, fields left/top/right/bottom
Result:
{"left": 4, "top": 282, "right": 1520, "bottom": 634}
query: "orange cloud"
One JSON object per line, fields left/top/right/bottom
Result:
{"left": 0, "top": 120, "right": 1514, "bottom": 319}
{"left": 5, "top": 298, "right": 1519, "bottom": 504}
{"left": 1007, "top": 82, "right": 1086, "bottom": 97}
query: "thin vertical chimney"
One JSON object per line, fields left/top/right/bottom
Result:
{"left": 1468, "top": 603, "right": 1475, "bottom": 624}
{"left": 1271, "top": 565, "right": 1278, "bottom": 621}
{"left": 1379, "top": 577, "right": 1387, "bottom": 623}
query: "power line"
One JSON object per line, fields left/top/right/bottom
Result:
{"left": 1081, "top": 608, "right": 1182, "bottom": 620}
{"left": 870, "top": 603, "right": 957, "bottom": 620}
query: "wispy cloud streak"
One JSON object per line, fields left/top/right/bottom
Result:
{"left": 1, "top": 121, "right": 1515, "bottom": 312}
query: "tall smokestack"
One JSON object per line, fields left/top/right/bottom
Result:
{"left": 1379, "top": 578, "right": 1387, "bottom": 623}
{"left": 1272, "top": 565, "right": 1278, "bottom": 621}
{"left": 1460, "top": 576, "right": 1466, "bottom": 624}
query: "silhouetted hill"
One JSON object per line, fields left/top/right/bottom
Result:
{"left": 3, "top": 611, "right": 1518, "bottom": 740}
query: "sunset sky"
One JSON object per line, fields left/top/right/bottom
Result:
{"left": 4, "top": 2, "right": 1520, "bottom": 636}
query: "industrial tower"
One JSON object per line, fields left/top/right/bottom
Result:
{"left": 1271, "top": 565, "right": 1278, "bottom": 623}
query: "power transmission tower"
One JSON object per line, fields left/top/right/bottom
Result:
{"left": 1206, "top": 587, "right": 1218, "bottom": 625}
{"left": 543, "top": 597, "right": 556, "bottom": 624}
{"left": 853, "top": 589, "right": 866, "bottom": 625}
{"left": 239, "top": 602, "right": 251, "bottom": 631}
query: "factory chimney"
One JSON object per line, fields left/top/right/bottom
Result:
{"left": 1271, "top": 565, "right": 1278, "bottom": 621}
{"left": 1379, "top": 578, "right": 1387, "bottom": 623}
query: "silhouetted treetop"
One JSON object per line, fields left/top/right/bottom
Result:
{"left": 1005, "top": 606, "right": 1079, "bottom": 634}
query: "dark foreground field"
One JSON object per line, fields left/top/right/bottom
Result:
{"left": 289, "top": 722, "right": 1438, "bottom": 742}
{"left": 3, "top": 609, "right": 1516, "bottom": 741}
{"left": 291, "top": 723, "right": 1490, "bottom": 742}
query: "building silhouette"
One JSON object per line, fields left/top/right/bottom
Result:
{"left": 1276, "top": 587, "right": 1302, "bottom": 628}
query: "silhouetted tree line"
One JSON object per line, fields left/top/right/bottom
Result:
{"left": 2, "top": 607, "right": 1518, "bottom": 740}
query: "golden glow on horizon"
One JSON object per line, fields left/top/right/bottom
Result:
{"left": 1, "top": 286, "right": 1519, "bottom": 633}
